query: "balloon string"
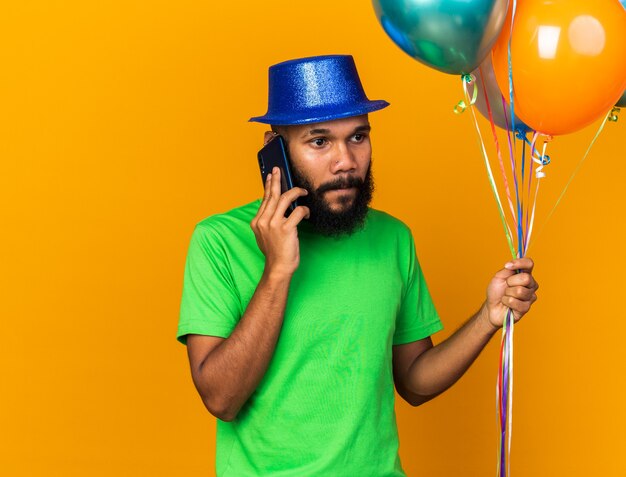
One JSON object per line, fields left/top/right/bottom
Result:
{"left": 519, "top": 134, "right": 551, "bottom": 164}
{"left": 501, "top": 97, "right": 522, "bottom": 212}
{"left": 461, "top": 76, "right": 517, "bottom": 477}
{"left": 526, "top": 109, "right": 613, "bottom": 253}
{"left": 462, "top": 75, "right": 516, "bottom": 258}
{"left": 524, "top": 133, "right": 539, "bottom": 253}
{"left": 502, "top": 1, "right": 518, "bottom": 469}
{"left": 479, "top": 67, "right": 518, "bottom": 228}
{"left": 507, "top": 308, "right": 515, "bottom": 475}
{"left": 496, "top": 333, "right": 504, "bottom": 476}
{"left": 515, "top": 132, "right": 551, "bottom": 254}
{"left": 507, "top": 0, "right": 519, "bottom": 144}
{"left": 519, "top": 136, "right": 525, "bottom": 251}
{"left": 497, "top": 307, "right": 514, "bottom": 477}
{"left": 512, "top": 132, "right": 527, "bottom": 258}
{"left": 525, "top": 138, "right": 550, "bottom": 253}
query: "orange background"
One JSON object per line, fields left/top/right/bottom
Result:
{"left": 1, "top": 1, "right": 624, "bottom": 476}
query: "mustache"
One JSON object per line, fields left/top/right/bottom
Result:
{"left": 316, "top": 175, "right": 364, "bottom": 194}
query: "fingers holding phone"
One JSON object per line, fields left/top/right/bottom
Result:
{"left": 251, "top": 168, "right": 310, "bottom": 277}
{"left": 257, "top": 135, "right": 300, "bottom": 217}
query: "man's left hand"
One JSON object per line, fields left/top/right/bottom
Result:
{"left": 485, "top": 257, "right": 538, "bottom": 329}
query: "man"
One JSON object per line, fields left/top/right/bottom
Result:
{"left": 177, "top": 55, "right": 538, "bottom": 476}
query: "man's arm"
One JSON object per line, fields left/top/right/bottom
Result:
{"left": 393, "top": 257, "right": 538, "bottom": 406}
{"left": 185, "top": 168, "right": 309, "bottom": 421}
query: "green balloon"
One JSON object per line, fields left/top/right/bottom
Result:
{"left": 372, "top": 0, "right": 510, "bottom": 75}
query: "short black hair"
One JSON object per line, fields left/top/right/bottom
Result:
{"left": 271, "top": 124, "right": 287, "bottom": 134}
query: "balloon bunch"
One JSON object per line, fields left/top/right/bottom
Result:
{"left": 373, "top": 1, "right": 626, "bottom": 475}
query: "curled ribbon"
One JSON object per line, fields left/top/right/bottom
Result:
{"left": 609, "top": 107, "right": 620, "bottom": 122}
{"left": 518, "top": 133, "right": 551, "bottom": 171}
{"left": 454, "top": 74, "right": 478, "bottom": 114}
{"left": 524, "top": 134, "right": 551, "bottom": 250}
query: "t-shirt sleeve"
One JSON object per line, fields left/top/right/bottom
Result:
{"left": 393, "top": 231, "right": 443, "bottom": 345}
{"left": 176, "top": 222, "right": 242, "bottom": 345}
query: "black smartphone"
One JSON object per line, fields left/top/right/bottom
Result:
{"left": 257, "top": 135, "right": 299, "bottom": 215}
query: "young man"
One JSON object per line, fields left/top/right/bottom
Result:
{"left": 177, "top": 55, "right": 538, "bottom": 476}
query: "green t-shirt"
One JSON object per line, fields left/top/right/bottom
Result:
{"left": 177, "top": 200, "right": 443, "bottom": 477}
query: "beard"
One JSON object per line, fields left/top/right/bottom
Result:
{"left": 290, "top": 162, "right": 374, "bottom": 237}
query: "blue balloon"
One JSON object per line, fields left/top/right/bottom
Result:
{"left": 372, "top": 0, "right": 510, "bottom": 75}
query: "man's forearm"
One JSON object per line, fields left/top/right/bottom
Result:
{"left": 406, "top": 303, "right": 499, "bottom": 398}
{"left": 194, "top": 269, "right": 292, "bottom": 421}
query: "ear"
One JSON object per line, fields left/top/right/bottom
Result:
{"left": 263, "top": 131, "right": 277, "bottom": 145}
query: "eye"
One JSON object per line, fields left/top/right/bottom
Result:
{"left": 351, "top": 133, "right": 367, "bottom": 142}
{"left": 310, "top": 137, "right": 328, "bottom": 147}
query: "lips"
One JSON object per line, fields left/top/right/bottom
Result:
{"left": 327, "top": 187, "right": 356, "bottom": 192}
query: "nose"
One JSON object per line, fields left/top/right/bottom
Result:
{"left": 331, "top": 141, "right": 358, "bottom": 173}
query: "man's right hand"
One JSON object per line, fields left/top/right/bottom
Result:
{"left": 190, "top": 167, "right": 309, "bottom": 421}
{"left": 250, "top": 167, "right": 310, "bottom": 277}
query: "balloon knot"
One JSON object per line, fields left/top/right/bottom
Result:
{"left": 456, "top": 74, "right": 477, "bottom": 114}
{"left": 609, "top": 107, "right": 620, "bottom": 123}
{"left": 461, "top": 73, "right": 473, "bottom": 84}
{"left": 514, "top": 129, "right": 527, "bottom": 140}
